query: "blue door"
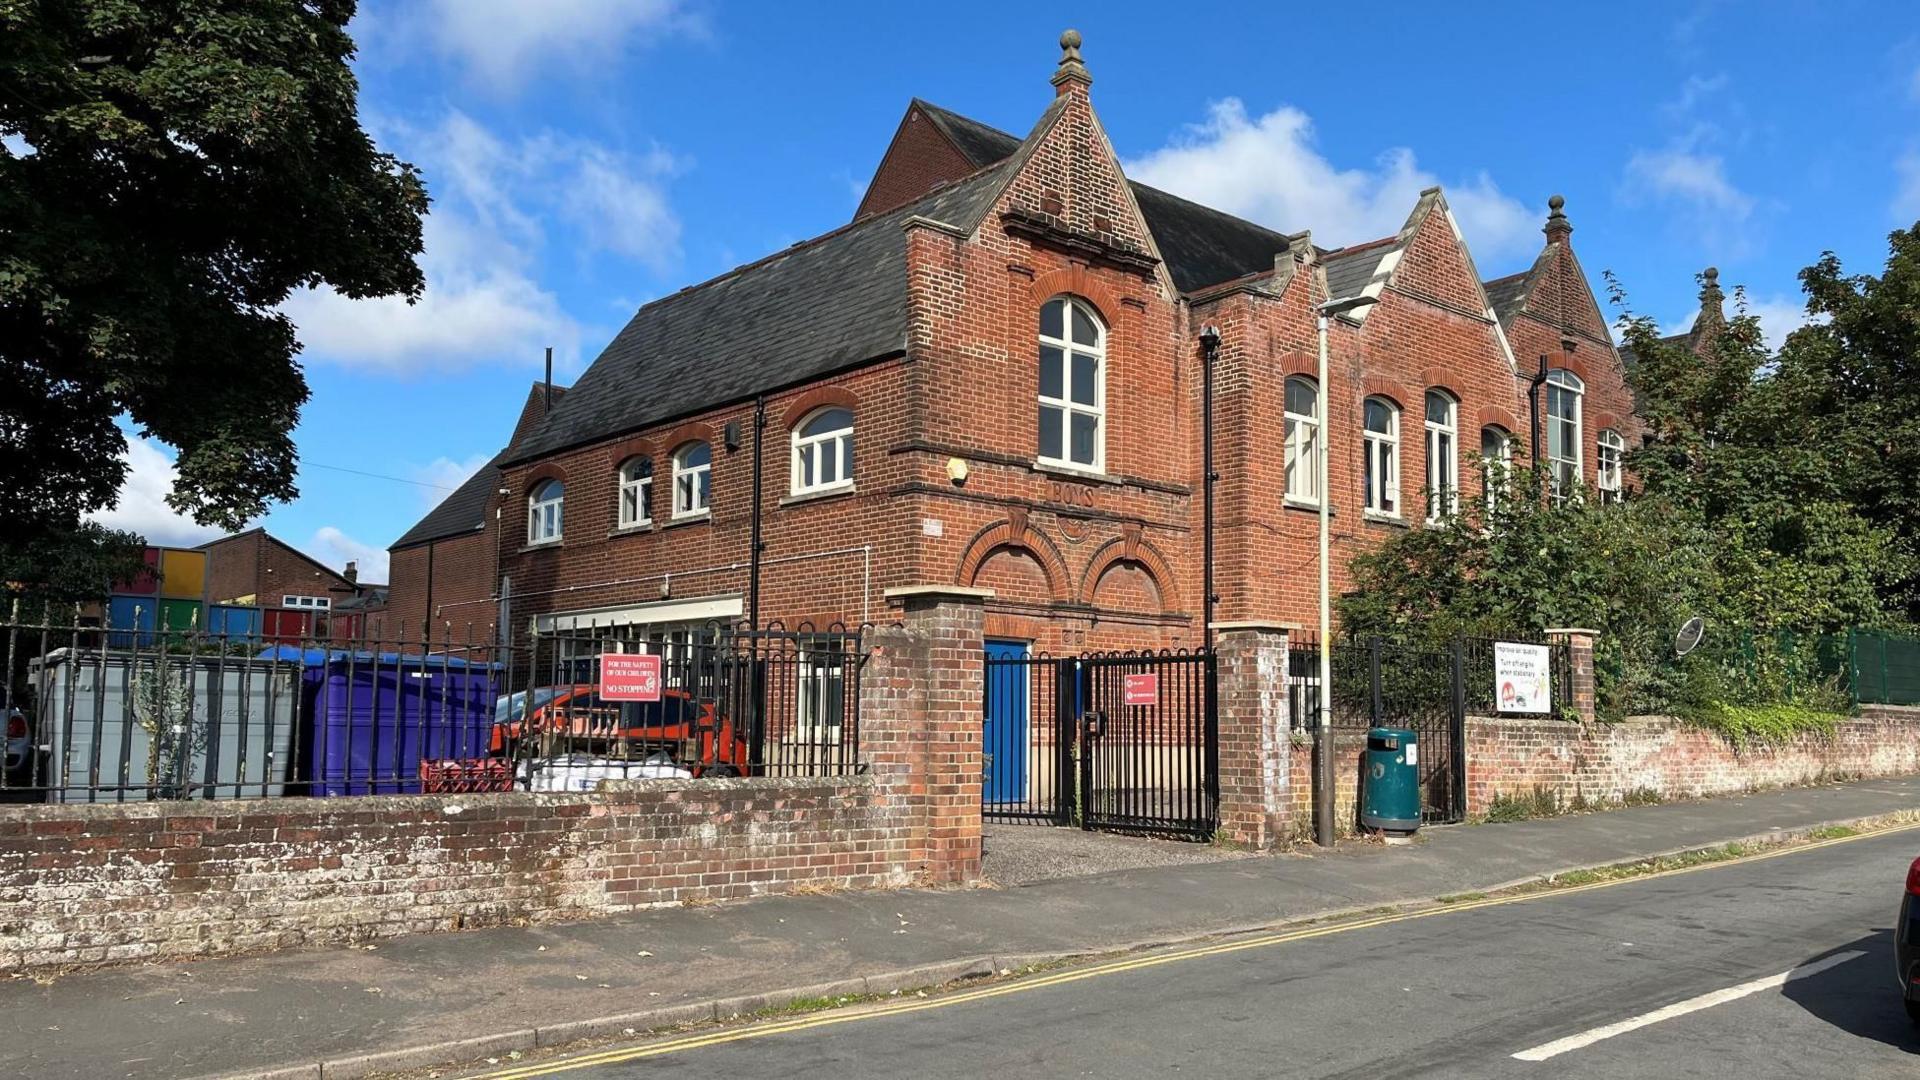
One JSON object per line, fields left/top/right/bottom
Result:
{"left": 983, "top": 640, "right": 1029, "bottom": 806}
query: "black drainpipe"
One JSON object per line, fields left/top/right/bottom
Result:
{"left": 747, "top": 395, "right": 767, "bottom": 630}
{"left": 1198, "top": 326, "right": 1221, "bottom": 651}
{"left": 1528, "top": 353, "right": 1548, "bottom": 482}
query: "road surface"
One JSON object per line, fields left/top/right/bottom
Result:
{"left": 462, "top": 826, "right": 1920, "bottom": 1079}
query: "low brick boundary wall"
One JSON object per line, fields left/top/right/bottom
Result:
{"left": 1466, "top": 705, "right": 1920, "bottom": 812}
{"left": 0, "top": 777, "right": 912, "bottom": 971}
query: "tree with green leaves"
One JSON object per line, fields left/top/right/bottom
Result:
{"left": 0, "top": 0, "right": 427, "bottom": 599}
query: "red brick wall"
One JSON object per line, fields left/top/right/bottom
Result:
{"left": 854, "top": 104, "right": 980, "bottom": 221}
{"left": 492, "top": 85, "right": 1643, "bottom": 653}
{"left": 1466, "top": 706, "right": 1920, "bottom": 811}
{"left": 382, "top": 531, "right": 498, "bottom": 643}
{"left": 0, "top": 596, "right": 988, "bottom": 972}
{"left": 0, "top": 780, "right": 907, "bottom": 970}
{"left": 201, "top": 532, "right": 356, "bottom": 609}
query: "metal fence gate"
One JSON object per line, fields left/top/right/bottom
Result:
{"left": 982, "top": 647, "right": 1217, "bottom": 840}
{"left": 1295, "top": 635, "right": 1571, "bottom": 826}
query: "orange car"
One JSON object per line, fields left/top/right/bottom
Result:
{"left": 490, "top": 685, "right": 752, "bottom": 777}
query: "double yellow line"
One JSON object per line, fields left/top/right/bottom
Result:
{"left": 469, "top": 822, "right": 1919, "bottom": 1079}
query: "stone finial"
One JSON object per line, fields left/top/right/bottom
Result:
{"left": 1695, "top": 266, "right": 1726, "bottom": 337}
{"left": 1544, "top": 193, "right": 1572, "bottom": 240}
{"left": 1051, "top": 28, "right": 1091, "bottom": 94}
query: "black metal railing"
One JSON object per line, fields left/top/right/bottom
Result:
{"left": 1287, "top": 631, "right": 1572, "bottom": 824}
{"left": 982, "top": 647, "right": 1217, "bottom": 840}
{"left": 0, "top": 604, "right": 862, "bottom": 803}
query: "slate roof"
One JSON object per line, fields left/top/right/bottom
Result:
{"left": 919, "top": 101, "right": 1294, "bottom": 294}
{"left": 1483, "top": 272, "right": 1530, "bottom": 323}
{"left": 1322, "top": 237, "right": 1396, "bottom": 303}
{"left": 916, "top": 99, "right": 1020, "bottom": 167}
{"left": 504, "top": 166, "right": 1008, "bottom": 465}
{"left": 390, "top": 451, "right": 504, "bottom": 550}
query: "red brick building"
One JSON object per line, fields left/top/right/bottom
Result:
{"left": 466, "top": 33, "right": 1639, "bottom": 652}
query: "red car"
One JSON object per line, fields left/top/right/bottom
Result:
{"left": 490, "top": 684, "right": 752, "bottom": 777}
{"left": 1901, "top": 853, "right": 1919, "bottom": 1023}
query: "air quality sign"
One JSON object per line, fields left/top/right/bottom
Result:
{"left": 1494, "top": 642, "right": 1552, "bottom": 715}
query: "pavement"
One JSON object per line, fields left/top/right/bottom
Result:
{"left": 520, "top": 823, "right": 1920, "bottom": 1079}
{"left": 1, "top": 776, "right": 1916, "bottom": 1079}
{"left": 981, "top": 822, "right": 1259, "bottom": 885}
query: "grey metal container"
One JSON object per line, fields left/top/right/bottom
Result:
{"left": 31, "top": 649, "right": 302, "bottom": 802}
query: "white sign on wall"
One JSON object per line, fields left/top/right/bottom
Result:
{"left": 1494, "top": 642, "right": 1553, "bottom": 715}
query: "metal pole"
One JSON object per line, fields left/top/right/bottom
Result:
{"left": 1315, "top": 312, "right": 1335, "bottom": 848}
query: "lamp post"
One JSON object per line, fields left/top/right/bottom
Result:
{"left": 1313, "top": 293, "right": 1377, "bottom": 848}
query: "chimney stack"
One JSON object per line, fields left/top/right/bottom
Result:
{"left": 344, "top": 561, "right": 358, "bottom": 585}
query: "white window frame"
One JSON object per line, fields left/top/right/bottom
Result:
{"left": 1283, "top": 375, "right": 1322, "bottom": 507}
{"left": 282, "top": 594, "right": 331, "bottom": 611}
{"left": 790, "top": 407, "right": 855, "bottom": 496}
{"left": 1363, "top": 396, "right": 1401, "bottom": 517}
{"left": 672, "top": 443, "right": 712, "bottom": 519}
{"left": 1424, "top": 390, "right": 1458, "bottom": 523}
{"left": 794, "top": 643, "right": 848, "bottom": 746}
{"left": 527, "top": 479, "right": 564, "bottom": 545}
{"left": 1480, "top": 426, "right": 1513, "bottom": 512}
{"left": 1597, "top": 428, "right": 1625, "bottom": 504}
{"left": 617, "top": 456, "right": 652, "bottom": 528}
{"left": 1545, "top": 369, "right": 1584, "bottom": 505}
{"left": 1036, "top": 296, "right": 1105, "bottom": 472}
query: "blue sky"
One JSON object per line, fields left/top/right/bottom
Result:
{"left": 94, "top": 0, "right": 1920, "bottom": 581}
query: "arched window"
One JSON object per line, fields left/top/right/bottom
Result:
{"left": 1545, "top": 369, "right": 1584, "bottom": 504}
{"left": 1424, "top": 390, "right": 1458, "bottom": 522}
{"left": 791, "top": 407, "right": 854, "bottom": 495}
{"left": 527, "top": 479, "right": 564, "bottom": 544}
{"left": 1597, "top": 428, "right": 1625, "bottom": 505}
{"left": 1363, "top": 396, "right": 1400, "bottom": 516}
{"left": 1283, "top": 376, "right": 1321, "bottom": 506}
{"left": 672, "top": 442, "right": 711, "bottom": 519}
{"left": 1037, "top": 296, "right": 1104, "bottom": 470}
{"left": 617, "top": 457, "right": 652, "bottom": 528}
{"left": 1480, "top": 426, "right": 1513, "bottom": 512}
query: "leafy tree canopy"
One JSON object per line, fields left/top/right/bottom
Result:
{"left": 1343, "top": 225, "right": 1920, "bottom": 720}
{"left": 0, "top": 0, "right": 427, "bottom": 593}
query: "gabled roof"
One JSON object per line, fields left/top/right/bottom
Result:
{"left": 917, "top": 101, "right": 1294, "bottom": 294}
{"left": 390, "top": 452, "right": 504, "bottom": 551}
{"left": 1483, "top": 272, "right": 1530, "bottom": 324}
{"left": 392, "top": 384, "right": 568, "bottom": 551}
{"left": 199, "top": 527, "right": 357, "bottom": 590}
{"left": 504, "top": 164, "right": 1009, "bottom": 465}
{"left": 1323, "top": 236, "right": 1397, "bottom": 303}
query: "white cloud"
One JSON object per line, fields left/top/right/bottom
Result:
{"left": 306, "top": 526, "right": 391, "bottom": 585}
{"left": 85, "top": 436, "right": 226, "bottom": 547}
{"left": 1124, "top": 99, "right": 1537, "bottom": 260}
{"left": 1895, "top": 149, "right": 1920, "bottom": 221}
{"left": 415, "top": 0, "right": 693, "bottom": 89}
{"left": 410, "top": 453, "right": 494, "bottom": 509}
{"left": 1742, "top": 293, "right": 1824, "bottom": 353}
{"left": 283, "top": 112, "right": 681, "bottom": 375}
{"left": 1622, "top": 146, "right": 1756, "bottom": 219}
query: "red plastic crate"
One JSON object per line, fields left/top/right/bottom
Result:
{"left": 418, "top": 758, "right": 515, "bottom": 794}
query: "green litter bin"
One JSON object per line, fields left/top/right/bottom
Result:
{"left": 1361, "top": 726, "right": 1420, "bottom": 834}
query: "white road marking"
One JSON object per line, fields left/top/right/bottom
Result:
{"left": 1511, "top": 950, "right": 1866, "bottom": 1062}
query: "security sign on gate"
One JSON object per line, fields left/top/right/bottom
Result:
{"left": 1122, "top": 672, "right": 1159, "bottom": 706}
{"left": 598, "top": 653, "right": 663, "bottom": 702}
